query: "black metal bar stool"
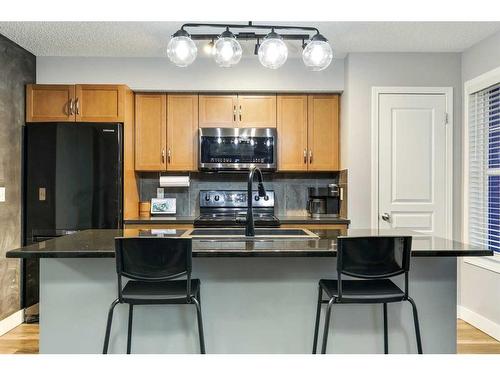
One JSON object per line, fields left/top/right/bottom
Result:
{"left": 102, "top": 237, "right": 205, "bottom": 354}
{"left": 312, "top": 236, "right": 423, "bottom": 354}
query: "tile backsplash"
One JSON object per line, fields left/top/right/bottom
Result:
{"left": 139, "top": 172, "right": 340, "bottom": 216}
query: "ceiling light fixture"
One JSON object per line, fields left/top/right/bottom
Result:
{"left": 258, "top": 30, "right": 288, "bottom": 69}
{"left": 166, "top": 29, "right": 197, "bottom": 67}
{"left": 214, "top": 28, "right": 242, "bottom": 68}
{"left": 254, "top": 38, "right": 260, "bottom": 55}
{"left": 302, "top": 33, "right": 333, "bottom": 71}
{"left": 203, "top": 39, "right": 215, "bottom": 56}
{"left": 166, "top": 22, "right": 333, "bottom": 71}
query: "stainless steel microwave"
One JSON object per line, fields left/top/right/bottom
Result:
{"left": 199, "top": 127, "right": 277, "bottom": 171}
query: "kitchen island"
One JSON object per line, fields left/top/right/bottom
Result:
{"left": 7, "top": 229, "right": 491, "bottom": 354}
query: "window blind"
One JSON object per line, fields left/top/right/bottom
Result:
{"left": 469, "top": 83, "right": 500, "bottom": 253}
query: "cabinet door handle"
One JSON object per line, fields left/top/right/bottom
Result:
{"left": 309, "top": 150, "right": 313, "bottom": 164}
{"left": 75, "top": 97, "right": 80, "bottom": 115}
{"left": 233, "top": 105, "right": 236, "bottom": 122}
{"left": 161, "top": 149, "right": 165, "bottom": 164}
{"left": 68, "top": 99, "right": 74, "bottom": 115}
{"left": 303, "top": 149, "right": 307, "bottom": 164}
{"left": 167, "top": 149, "right": 171, "bottom": 163}
{"left": 239, "top": 105, "right": 242, "bottom": 122}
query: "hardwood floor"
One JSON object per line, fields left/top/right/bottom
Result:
{"left": 457, "top": 319, "right": 500, "bottom": 354}
{"left": 0, "top": 319, "right": 498, "bottom": 354}
{"left": 0, "top": 323, "right": 38, "bottom": 354}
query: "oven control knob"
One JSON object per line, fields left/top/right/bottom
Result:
{"left": 214, "top": 195, "right": 220, "bottom": 202}
{"left": 204, "top": 195, "right": 210, "bottom": 201}
{"left": 264, "top": 195, "right": 269, "bottom": 201}
{"left": 254, "top": 196, "right": 260, "bottom": 201}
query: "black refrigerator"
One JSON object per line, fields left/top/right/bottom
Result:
{"left": 23, "top": 123, "right": 123, "bottom": 319}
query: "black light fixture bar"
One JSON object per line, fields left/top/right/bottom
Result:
{"left": 180, "top": 21, "right": 319, "bottom": 40}
{"left": 190, "top": 33, "right": 310, "bottom": 41}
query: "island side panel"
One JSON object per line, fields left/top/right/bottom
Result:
{"left": 39, "top": 257, "right": 456, "bottom": 354}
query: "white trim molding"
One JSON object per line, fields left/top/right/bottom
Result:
{"left": 464, "top": 253, "right": 500, "bottom": 274}
{"left": 371, "top": 87, "right": 454, "bottom": 239}
{"left": 463, "top": 66, "right": 500, "bottom": 271}
{"left": 458, "top": 305, "right": 500, "bottom": 341}
{"left": 0, "top": 309, "right": 24, "bottom": 337}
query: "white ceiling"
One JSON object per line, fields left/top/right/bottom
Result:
{"left": 1, "top": 21, "right": 499, "bottom": 58}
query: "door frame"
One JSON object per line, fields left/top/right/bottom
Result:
{"left": 370, "top": 87, "right": 454, "bottom": 239}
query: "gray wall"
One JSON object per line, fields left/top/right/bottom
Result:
{"left": 140, "top": 172, "right": 338, "bottom": 216}
{"left": 0, "top": 34, "right": 35, "bottom": 320}
{"left": 341, "top": 53, "right": 462, "bottom": 237}
{"left": 36, "top": 56, "right": 344, "bottom": 92}
{"left": 460, "top": 30, "right": 500, "bottom": 335}
{"left": 462, "top": 30, "right": 500, "bottom": 82}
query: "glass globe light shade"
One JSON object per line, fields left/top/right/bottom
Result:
{"left": 167, "top": 29, "right": 197, "bottom": 67}
{"left": 214, "top": 30, "right": 242, "bottom": 67}
{"left": 302, "top": 34, "right": 333, "bottom": 71}
{"left": 258, "top": 32, "right": 288, "bottom": 69}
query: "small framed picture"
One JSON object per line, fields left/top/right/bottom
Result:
{"left": 150, "top": 198, "right": 176, "bottom": 215}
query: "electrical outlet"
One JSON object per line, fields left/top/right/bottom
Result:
{"left": 0, "top": 187, "right": 5, "bottom": 202}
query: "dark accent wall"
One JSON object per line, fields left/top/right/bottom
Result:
{"left": 139, "top": 172, "right": 339, "bottom": 216}
{"left": 0, "top": 34, "right": 35, "bottom": 320}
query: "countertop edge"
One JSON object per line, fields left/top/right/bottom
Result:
{"left": 124, "top": 216, "right": 352, "bottom": 225}
{"left": 6, "top": 250, "right": 493, "bottom": 259}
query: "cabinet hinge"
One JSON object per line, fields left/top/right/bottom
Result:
{"left": 445, "top": 112, "right": 449, "bottom": 124}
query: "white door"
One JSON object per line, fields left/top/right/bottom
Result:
{"left": 377, "top": 93, "right": 451, "bottom": 239}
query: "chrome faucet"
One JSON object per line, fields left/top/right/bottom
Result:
{"left": 246, "top": 167, "right": 267, "bottom": 237}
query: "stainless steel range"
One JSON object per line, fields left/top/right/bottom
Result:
{"left": 194, "top": 190, "right": 280, "bottom": 228}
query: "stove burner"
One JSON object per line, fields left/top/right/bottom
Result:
{"left": 194, "top": 190, "right": 280, "bottom": 228}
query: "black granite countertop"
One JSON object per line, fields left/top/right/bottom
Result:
{"left": 124, "top": 216, "right": 351, "bottom": 225}
{"left": 6, "top": 229, "right": 492, "bottom": 259}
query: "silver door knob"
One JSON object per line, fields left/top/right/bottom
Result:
{"left": 381, "top": 212, "right": 391, "bottom": 222}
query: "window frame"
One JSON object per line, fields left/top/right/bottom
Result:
{"left": 464, "top": 66, "right": 500, "bottom": 271}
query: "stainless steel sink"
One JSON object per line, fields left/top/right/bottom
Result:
{"left": 186, "top": 228, "right": 318, "bottom": 239}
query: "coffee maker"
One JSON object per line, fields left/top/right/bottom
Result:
{"left": 307, "top": 184, "right": 341, "bottom": 218}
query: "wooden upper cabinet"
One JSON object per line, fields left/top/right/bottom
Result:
{"left": 135, "top": 93, "right": 167, "bottom": 171}
{"left": 277, "top": 95, "right": 308, "bottom": 171}
{"left": 75, "top": 85, "right": 125, "bottom": 122}
{"left": 238, "top": 95, "right": 276, "bottom": 128}
{"left": 307, "top": 95, "right": 339, "bottom": 171}
{"left": 26, "top": 84, "right": 75, "bottom": 122}
{"left": 199, "top": 95, "right": 237, "bottom": 127}
{"left": 198, "top": 94, "right": 277, "bottom": 128}
{"left": 167, "top": 95, "right": 199, "bottom": 171}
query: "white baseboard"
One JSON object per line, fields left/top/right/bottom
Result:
{"left": 0, "top": 310, "right": 24, "bottom": 336}
{"left": 458, "top": 305, "right": 500, "bottom": 341}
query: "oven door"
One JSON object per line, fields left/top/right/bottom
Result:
{"left": 199, "top": 127, "right": 277, "bottom": 171}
